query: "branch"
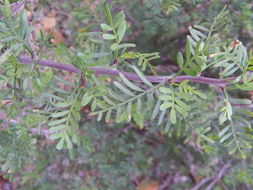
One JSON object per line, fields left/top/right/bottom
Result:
{"left": 190, "top": 176, "right": 214, "bottom": 190}
{"left": 190, "top": 161, "right": 232, "bottom": 190}
{"left": 205, "top": 161, "right": 232, "bottom": 190}
{"left": 19, "top": 56, "right": 235, "bottom": 87}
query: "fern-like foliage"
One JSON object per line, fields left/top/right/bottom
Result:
{"left": 153, "top": 80, "right": 209, "bottom": 142}
{"left": 40, "top": 77, "right": 84, "bottom": 150}
{"left": 48, "top": 99, "right": 80, "bottom": 150}
{"left": 120, "top": 51, "right": 160, "bottom": 73}
{"left": 36, "top": 7, "right": 252, "bottom": 158}
{"left": 218, "top": 115, "right": 252, "bottom": 159}
{"left": 2, "top": 1, "right": 253, "bottom": 188}
{"left": 0, "top": 3, "right": 33, "bottom": 55}
{"left": 176, "top": 7, "right": 223, "bottom": 73}
{"left": 143, "top": 0, "right": 181, "bottom": 15}
{"left": 210, "top": 41, "right": 248, "bottom": 77}
{"left": 0, "top": 125, "right": 35, "bottom": 172}
{"left": 176, "top": 6, "right": 249, "bottom": 78}
{"left": 1, "top": 1, "right": 252, "bottom": 160}
{"left": 100, "top": 6, "right": 135, "bottom": 56}
{"left": 87, "top": 66, "right": 162, "bottom": 128}
{"left": 177, "top": 40, "right": 207, "bottom": 76}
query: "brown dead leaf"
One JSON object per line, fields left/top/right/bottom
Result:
{"left": 137, "top": 180, "right": 159, "bottom": 190}
{"left": 50, "top": 29, "right": 64, "bottom": 45}
{"left": 41, "top": 16, "right": 56, "bottom": 29}
{"left": 35, "top": 12, "right": 64, "bottom": 45}
{"left": 1, "top": 100, "right": 12, "bottom": 105}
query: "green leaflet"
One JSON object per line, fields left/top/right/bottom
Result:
{"left": 218, "top": 125, "right": 230, "bottom": 138}
{"left": 117, "top": 20, "right": 126, "bottom": 42}
{"left": 160, "top": 102, "right": 172, "bottom": 110}
{"left": 158, "top": 110, "right": 166, "bottom": 125}
{"left": 100, "top": 24, "right": 113, "bottom": 31}
{"left": 105, "top": 5, "right": 113, "bottom": 25}
{"left": 111, "top": 43, "right": 119, "bottom": 51}
{"left": 114, "top": 11, "right": 125, "bottom": 28}
{"left": 169, "top": 108, "right": 177, "bottom": 124}
{"left": 108, "top": 90, "right": 125, "bottom": 102}
{"left": 50, "top": 132, "right": 65, "bottom": 140}
{"left": 48, "top": 118, "right": 67, "bottom": 126}
{"left": 91, "top": 99, "right": 97, "bottom": 111}
{"left": 136, "top": 98, "right": 142, "bottom": 113}
{"left": 100, "top": 7, "right": 134, "bottom": 54}
{"left": 116, "top": 106, "right": 122, "bottom": 122}
{"left": 65, "top": 135, "right": 73, "bottom": 149}
{"left": 103, "top": 34, "right": 116, "bottom": 40}
{"left": 119, "top": 73, "right": 144, "bottom": 92}
{"left": 69, "top": 117, "right": 79, "bottom": 129}
{"left": 81, "top": 93, "right": 93, "bottom": 106}
{"left": 127, "top": 102, "right": 132, "bottom": 121}
{"left": 49, "top": 125, "right": 66, "bottom": 133}
{"left": 159, "top": 87, "right": 172, "bottom": 94}
{"left": 51, "top": 110, "right": 69, "bottom": 118}
{"left": 159, "top": 95, "right": 173, "bottom": 101}
{"left": 177, "top": 52, "right": 184, "bottom": 69}
{"left": 193, "top": 24, "right": 209, "bottom": 32}
{"left": 103, "top": 96, "right": 116, "bottom": 106}
{"left": 230, "top": 98, "right": 252, "bottom": 105}
{"left": 113, "top": 43, "right": 136, "bottom": 51}
{"left": 132, "top": 65, "right": 153, "bottom": 87}
{"left": 56, "top": 138, "right": 64, "bottom": 150}
{"left": 113, "top": 81, "right": 135, "bottom": 96}
{"left": 220, "top": 132, "right": 232, "bottom": 143}
{"left": 186, "top": 39, "right": 191, "bottom": 61}
{"left": 105, "top": 109, "right": 112, "bottom": 123}
{"left": 219, "top": 99, "right": 232, "bottom": 124}
{"left": 55, "top": 102, "right": 72, "bottom": 108}
{"left": 151, "top": 100, "right": 161, "bottom": 120}
{"left": 97, "top": 112, "right": 103, "bottom": 121}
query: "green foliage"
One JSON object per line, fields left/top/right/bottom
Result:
{"left": 144, "top": 0, "right": 181, "bottom": 15}
{"left": 121, "top": 51, "right": 160, "bottom": 73}
{"left": 0, "top": 125, "right": 35, "bottom": 172}
{"left": 90, "top": 66, "right": 160, "bottom": 128}
{"left": 100, "top": 7, "right": 135, "bottom": 56}
{"left": 211, "top": 41, "right": 248, "bottom": 77}
{"left": 1, "top": 1, "right": 253, "bottom": 189}
{"left": 0, "top": 4, "right": 33, "bottom": 55}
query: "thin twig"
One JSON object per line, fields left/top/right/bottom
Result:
{"left": 190, "top": 176, "right": 215, "bottom": 190}
{"left": 205, "top": 161, "right": 232, "bottom": 190}
{"left": 190, "top": 161, "right": 232, "bottom": 190}
{"left": 19, "top": 56, "right": 236, "bottom": 87}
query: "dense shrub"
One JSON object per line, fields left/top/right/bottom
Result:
{"left": 0, "top": 0, "right": 253, "bottom": 189}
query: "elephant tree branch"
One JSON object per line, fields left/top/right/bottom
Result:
{"left": 19, "top": 55, "right": 236, "bottom": 87}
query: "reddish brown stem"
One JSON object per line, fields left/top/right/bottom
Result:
{"left": 19, "top": 56, "right": 236, "bottom": 87}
